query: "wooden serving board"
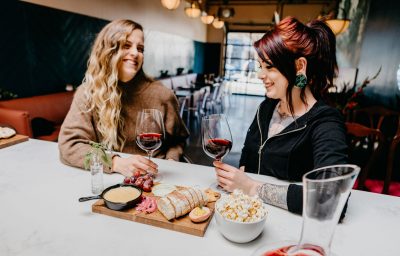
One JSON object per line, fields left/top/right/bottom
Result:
{"left": 0, "top": 134, "right": 29, "bottom": 149}
{"left": 92, "top": 192, "right": 215, "bottom": 237}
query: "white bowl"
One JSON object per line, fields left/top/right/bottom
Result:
{"left": 214, "top": 199, "right": 267, "bottom": 243}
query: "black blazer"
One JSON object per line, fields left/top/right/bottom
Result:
{"left": 240, "top": 98, "right": 348, "bottom": 214}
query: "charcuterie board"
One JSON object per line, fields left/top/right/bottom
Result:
{"left": 0, "top": 134, "right": 29, "bottom": 149}
{"left": 92, "top": 192, "right": 215, "bottom": 237}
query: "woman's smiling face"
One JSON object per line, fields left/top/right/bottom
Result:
{"left": 117, "top": 29, "right": 144, "bottom": 82}
{"left": 256, "top": 57, "right": 289, "bottom": 100}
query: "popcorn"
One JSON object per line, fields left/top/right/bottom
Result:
{"left": 216, "top": 189, "right": 267, "bottom": 223}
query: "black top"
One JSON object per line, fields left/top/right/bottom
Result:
{"left": 240, "top": 98, "right": 348, "bottom": 214}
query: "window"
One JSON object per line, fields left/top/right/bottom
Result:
{"left": 224, "top": 32, "right": 264, "bottom": 96}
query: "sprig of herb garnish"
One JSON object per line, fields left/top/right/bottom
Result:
{"left": 83, "top": 141, "right": 112, "bottom": 170}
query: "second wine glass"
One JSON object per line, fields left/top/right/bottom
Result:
{"left": 136, "top": 109, "right": 165, "bottom": 180}
{"left": 201, "top": 114, "right": 233, "bottom": 191}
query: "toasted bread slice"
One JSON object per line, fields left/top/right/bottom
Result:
{"left": 157, "top": 197, "right": 175, "bottom": 221}
{"left": 205, "top": 188, "right": 221, "bottom": 202}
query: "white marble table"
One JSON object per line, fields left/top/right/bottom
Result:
{"left": 0, "top": 139, "right": 399, "bottom": 256}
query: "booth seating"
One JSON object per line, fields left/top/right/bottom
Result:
{"left": 0, "top": 91, "right": 74, "bottom": 141}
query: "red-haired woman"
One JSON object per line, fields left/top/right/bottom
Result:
{"left": 214, "top": 17, "right": 348, "bottom": 215}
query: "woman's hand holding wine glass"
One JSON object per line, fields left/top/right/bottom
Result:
{"left": 201, "top": 114, "right": 233, "bottom": 191}
{"left": 112, "top": 155, "right": 158, "bottom": 177}
{"left": 136, "top": 109, "right": 165, "bottom": 181}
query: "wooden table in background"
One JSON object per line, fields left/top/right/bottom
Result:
{"left": 0, "top": 134, "right": 29, "bottom": 149}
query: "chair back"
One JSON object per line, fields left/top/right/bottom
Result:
{"left": 199, "top": 90, "right": 210, "bottom": 117}
{"left": 177, "top": 96, "right": 187, "bottom": 118}
{"left": 352, "top": 106, "right": 399, "bottom": 140}
{"left": 211, "top": 83, "right": 220, "bottom": 102}
{"left": 346, "top": 122, "right": 384, "bottom": 191}
{"left": 384, "top": 117, "right": 400, "bottom": 194}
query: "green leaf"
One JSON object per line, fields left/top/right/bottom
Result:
{"left": 83, "top": 141, "right": 111, "bottom": 169}
{"left": 84, "top": 152, "right": 92, "bottom": 170}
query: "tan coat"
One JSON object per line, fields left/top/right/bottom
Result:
{"left": 58, "top": 77, "right": 189, "bottom": 172}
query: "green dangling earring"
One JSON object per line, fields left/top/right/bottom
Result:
{"left": 295, "top": 73, "right": 307, "bottom": 88}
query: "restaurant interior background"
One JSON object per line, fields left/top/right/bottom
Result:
{"left": 1, "top": 0, "right": 400, "bottom": 195}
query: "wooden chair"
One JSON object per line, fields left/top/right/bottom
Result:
{"left": 345, "top": 122, "right": 384, "bottom": 191}
{"left": 352, "top": 106, "right": 399, "bottom": 141}
{"left": 384, "top": 117, "right": 400, "bottom": 194}
{"left": 349, "top": 106, "right": 400, "bottom": 193}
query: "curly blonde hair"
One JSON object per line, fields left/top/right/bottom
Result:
{"left": 82, "top": 19, "right": 143, "bottom": 151}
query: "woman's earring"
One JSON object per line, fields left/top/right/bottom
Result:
{"left": 295, "top": 73, "right": 307, "bottom": 88}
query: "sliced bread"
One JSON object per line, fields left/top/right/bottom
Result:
{"left": 187, "top": 187, "right": 200, "bottom": 207}
{"left": 167, "top": 193, "right": 183, "bottom": 218}
{"left": 194, "top": 188, "right": 205, "bottom": 206}
{"left": 173, "top": 191, "right": 191, "bottom": 216}
{"left": 179, "top": 189, "right": 195, "bottom": 209}
{"left": 157, "top": 197, "right": 175, "bottom": 221}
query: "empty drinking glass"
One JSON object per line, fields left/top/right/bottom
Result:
{"left": 252, "top": 164, "right": 360, "bottom": 256}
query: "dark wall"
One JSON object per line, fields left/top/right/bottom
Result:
{"left": 193, "top": 41, "right": 205, "bottom": 74}
{"left": 193, "top": 42, "right": 221, "bottom": 76}
{"left": 357, "top": 0, "right": 400, "bottom": 110}
{"left": 203, "top": 43, "right": 221, "bottom": 75}
{"left": 0, "top": 1, "right": 107, "bottom": 97}
{"left": 0, "top": 1, "right": 210, "bottom": 98}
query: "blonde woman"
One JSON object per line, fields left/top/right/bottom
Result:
{"left": 58, "top": 19, "right": 189, "bottom": 177}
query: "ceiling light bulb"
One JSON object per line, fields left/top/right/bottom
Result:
{"left": 201, "top": 12, "right": 214, "bottom": 24}
{"left": 184, "top": 1, "right": 201, "bottom": 18}
{"left": 161, "top": 0, "right": 180, "bottom": 10}
{"left": 212, "top": 18, "right": 224, "bottom": 29}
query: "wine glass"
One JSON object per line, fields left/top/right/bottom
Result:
{"left": 252, "top": 164, "right": 360, "bottom": 256}
{"left": 136, "top": 109, "right": 165, "bottom": 181}
{"left": 201, "top": 114, "right": 233, "bottom": 192}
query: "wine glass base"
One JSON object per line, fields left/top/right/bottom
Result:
{"left": 152, "top": 173, "right": 162, "bottom": 183}
{"left": 251, "top": 240, "right": 335, "bottom": 256}
{"left": 209, "top": 182, "right": 229, "bottom": 194}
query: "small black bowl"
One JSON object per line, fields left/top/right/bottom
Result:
{"left": 79, "top": 184, "right": 143, "bottom": 211}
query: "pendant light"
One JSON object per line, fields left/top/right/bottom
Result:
{"left": 201, "top": 11, "right": 214, "bottom": 24}
{"left": 212, "top": 18, "right": 224, "bottom": 29}
{"left": 185, "top": 1, "right": 201, "bottom": 18}
{"left": 161, "top": 0, "right": 180, "bottom": 10}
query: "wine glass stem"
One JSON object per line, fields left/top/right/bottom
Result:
{"left": 215, "top": 158, "right": 222, "bottom": 187}
{"left": 147, "top": 151, "right": 153, "bottom": 161}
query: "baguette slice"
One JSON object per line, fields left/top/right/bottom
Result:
{"left": 157, "top": 197, "right": 175, "bottom": 221}
{"left": 166, "top": 194, "right": 182, "bottom": 218}
{"left": 194, "top": 188, "right": 205, "bottom": 206}
{"left": 187, "top": 187, "right": 200, "bottom": 207}
{"left": 173, "top": 190, "right": 191, "bottom": 216}
{"left": 179, "top": 188, "right": 195, "bottom": 209}
{"left": 200, "top": 189, "right": 209, "bottom": 205}
{"left": 168, "top": 191, "right": 193, "bottom": 218}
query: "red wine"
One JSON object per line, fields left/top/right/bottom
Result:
{"left": 204, "top": 138, "right": 232, "bottom": 160}
{"left": 262, "top": 245, "right": 325, "bottom": 256}
{"left": 137, "top": 133, "right": 162, "bottom": 151}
